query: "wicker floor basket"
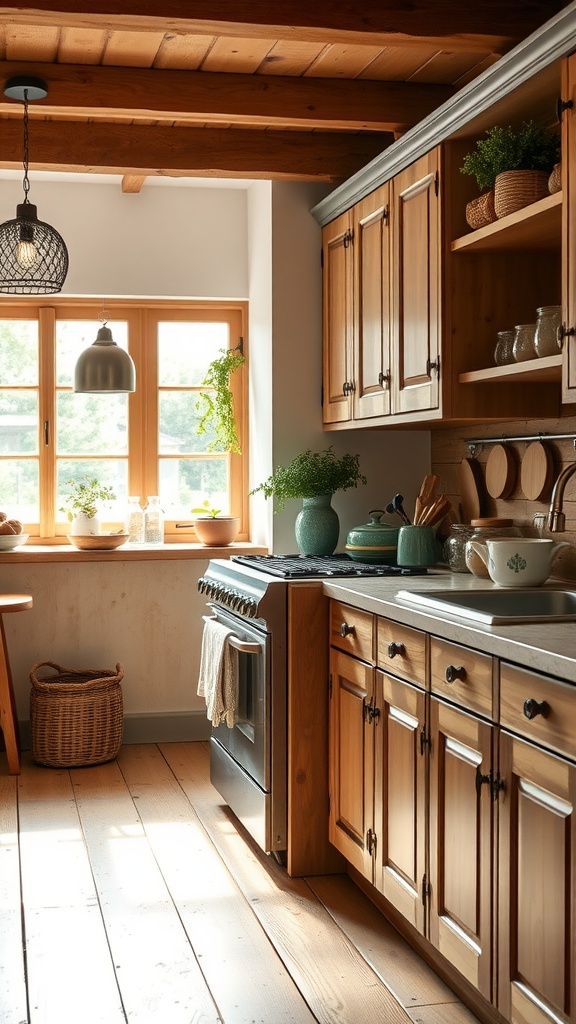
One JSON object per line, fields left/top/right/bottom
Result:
{"left": 30, "top": 661, "right": 124, "bottom": 768}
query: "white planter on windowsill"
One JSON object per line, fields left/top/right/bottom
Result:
{"left": 71, "top": 512, "right": 101, "bottom": 536}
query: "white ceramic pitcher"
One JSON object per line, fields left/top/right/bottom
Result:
{"left": 468, "top": 537, "right": 569, "bottom": 587}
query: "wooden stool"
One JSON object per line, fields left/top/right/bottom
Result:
{"left": 0, "top": 594, "right": 33, "bottom": 774}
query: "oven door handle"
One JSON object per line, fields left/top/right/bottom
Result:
{"left": 202, "top": 615, "right": 262, "bottom": 655}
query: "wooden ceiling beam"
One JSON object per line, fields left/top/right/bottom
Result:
{"left": 0, "top": 0, "right": 564, "bottom": 53}
{"left": 0, "top": 119, "right": 392, "bottom": 182}
{"left": 0, "top": 62, "right": 453, "bottom": 133}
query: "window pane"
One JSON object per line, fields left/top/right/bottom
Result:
{"left": 57, "top": 393, "right": 128, "bottom": 455}
{"left": 159, "top": 457, "right": 228, "bottom": 517}
{"left": 0, "top": 319, "right": 38, "bottom": 386}
{"left": 159, "top": 392, "right": 218, "bottom": 452}
{"left": 56, "top": 320, "right": 129, "bottom": 386}
{"left": 57, "top": 459, "right": 128, "bottom": 520}
{"left": 0, "top": 459, "right": 38, "bottom": 523}
{"left": 0, "top": 392, "right": 38, "bottom": 454}
{"left": 158, "top": 322, "right": 229, "bottom": 386}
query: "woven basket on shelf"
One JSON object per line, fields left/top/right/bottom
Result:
{"left": 465, "top": 190, "right": 497, "bottom": 230}
{"left": 30, "top": 660, "right": 124, "bottom": 768}
{"left": 494, "top": 169, "right": 549, "bottom": 219}
{"left": 548, "top": 162, "right": 561, "bottom": 194}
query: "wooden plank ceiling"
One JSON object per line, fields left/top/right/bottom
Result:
{"left": 0, "top": 1, "right": 569, "bottom": 188}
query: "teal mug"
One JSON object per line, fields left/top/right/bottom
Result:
{"left": 397, "top": 525, "right": 437, "bottom": 568}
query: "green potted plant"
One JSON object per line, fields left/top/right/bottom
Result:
{"left": 250, "top": 447, "right": 367, "bottom": 555}
{"left": 196, "top": 346, "right": 245, "bottom": 454}
{"left": 60, "top": 477, "right": 116, "bottom": 536}
{"left": 460, "top": 120, "right": 560, "bottom": 226}
{"left": 191, "top": 499, "right": 240, "bottom": 546}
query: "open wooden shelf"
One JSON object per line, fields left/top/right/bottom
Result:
{"left": 459, "top": 353, "right": 562, "bottom": 384}
{"left": 451, "top": 192, "right": 562, "bottom": 253}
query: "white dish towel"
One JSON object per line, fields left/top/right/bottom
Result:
{"left": 197, "top": 617, "right": 237, "bottom": 728}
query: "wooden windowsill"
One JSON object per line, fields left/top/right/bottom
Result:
{"left": 0, "top": 542, "right": 268, "bottom": 564}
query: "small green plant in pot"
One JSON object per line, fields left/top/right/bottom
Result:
{"left": 191, "top": 500, "right": 239, "bottom": 546}
{"left": 60, "top": 477, "right": 116, "bottom": 535}
{"left": 250, "top": 447, "right": 367, "bottom": 556}
{"left": 460, "top": 120, "right": 560, "bottom": 225}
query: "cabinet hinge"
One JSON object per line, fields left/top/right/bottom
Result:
{"left": 421, "top": 873, "right": 431, "bottom": 906}
{"left": 490, "top": 770, "right": 505, "bottom": 802}
{"left": 343, "top": 227, "right": 354, "bottom": 248}
{"left": 328, "top": 673, "right": 332, "bottom": 699}
{"left": 383, "top": 204, "right": 389, "bottom": 225}
{"left": 320, "top": 247, "right": 324, "bottom": 269}
{"left": 434, "top": 170, "right": 439, "bottom": 197}
{"left": 366, "top": 828, "right": 377, "bottom": 856}
{"left": 557, "top": 96, "right": 574, "bottom": 123}
{"left": 420, "top": 728, "right": 431, "bottom": 756}
{"left": 363, "top": 697, "right": 381, "bottom": 725}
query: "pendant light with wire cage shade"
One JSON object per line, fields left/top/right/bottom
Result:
{"left": 0, "top": 76, "right": 69, "bottom": 294}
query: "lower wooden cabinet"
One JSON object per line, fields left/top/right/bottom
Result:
{"left": 328, "top": 601, "right": 576, "bottom": 1024}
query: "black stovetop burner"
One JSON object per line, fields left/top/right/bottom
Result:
{"left": 231, "top": 553, "right": 427, "bottom": 580}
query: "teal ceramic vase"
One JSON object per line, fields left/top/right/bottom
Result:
{"left": 295, "top": 495, "right": 339, "bottom": 556}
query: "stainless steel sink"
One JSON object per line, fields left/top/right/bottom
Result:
{"left": 395, "top": 588, "right": 576, "bottom": 625}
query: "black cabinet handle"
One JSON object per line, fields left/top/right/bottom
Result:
{"left": 387, "top": 641, "right": 405, "bottom": 659}
{"left": 445, "top": 664, "right": 466, "bottom": 684}
{"left": 523, "top": 698, "right": 550, "bottom": 720}
{"left": 339, "top": 622, "right": 355, "bottom": 638}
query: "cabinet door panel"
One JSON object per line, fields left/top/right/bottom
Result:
{"left": 562, "top": 54, "right": 576, "bottom": 402}
{"left": 353, "top": 186, "right": 392, "bottom": 420}
{"left": 375, "top": 672, "right": 427, "bottom": 934}
{"left": 323, "top": 211, "right": 353, "bottom": 424}
{"left": 329, "top": 647, "right": 374, "bottom": 880}
{"left": 391, "top": 149, "right": 441, "bottom": 417}
{"left": 429, "top": 698, "right": 493, "bottom": 1000}
{"left": 498, "top": 732, "right": 576, "bottom": 1024}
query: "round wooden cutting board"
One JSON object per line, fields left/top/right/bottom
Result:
{"left": 520, "top": 441, "right": 554, "bottom": 500}
{"left": 458, "top": 457, "right": 483, "bottom": 522}
{"left": 485, "top": 444, "right": 516, "bottom": 499}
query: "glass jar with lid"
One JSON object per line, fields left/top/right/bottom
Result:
{"left": 534, "top": 305, "right": 562, "bottom": 358}
{"left": 465, "top": 518, "right": 522, "bottom": 577}
{"left": 444, "top": 524, "right": 474, "bottom": 573}
{"left": 512, "top": 323, "right": 537, "bottom": 362}
{"left": 494, "top": 330, "right": 515, "bottom": 366}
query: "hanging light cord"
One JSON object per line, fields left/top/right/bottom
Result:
{"left": 21, "top": 88, "right": 31, "bottom": 206}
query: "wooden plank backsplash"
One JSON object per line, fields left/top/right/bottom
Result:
{"left": 431, "top": 411, "right": 576, "bottom": 582}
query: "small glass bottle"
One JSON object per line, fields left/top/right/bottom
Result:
{"left": 144, "top": 496, "right": 164, "bottom": 544}
{"left": 512, "top": 323, "right": 537, "bottom": 362}
{"left": 125, "top": 496, "right": 144, "bottom": 544}
{"left": 534, "top": 305, "right": 562, "bottom": 357}
{"left": 494, "top": 330, "right": 515, "bottom": 366}
{"left": 443, "top": 524, "right": 474, "bottom": 573}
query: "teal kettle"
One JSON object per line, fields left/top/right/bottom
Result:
{"left": 345, "top": 509, "right": 399, "bottom": 564}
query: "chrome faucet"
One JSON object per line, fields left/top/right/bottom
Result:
{"left": 547, "top": 462, "right": 576, "bottom": 532}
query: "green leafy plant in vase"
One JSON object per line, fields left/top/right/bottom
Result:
{"left": 195, "top": 345, "right": 245, "bottom": 454}
{"left": 60, "top": 477, "right": 116, "bottom": 536}
{"left": 460, "top": 119, "right": 560, "bottom": 226}
{"left": 250, "top": 447, "right": 367, "bottom": 556}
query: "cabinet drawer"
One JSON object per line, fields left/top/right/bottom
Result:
{"left": 500, "top": 662, "right": 576, "bottom": 761}
{"left": 330, "top": 601, "right": 374, "bottom": 662}
{"left": 431, "top": 638, "right": 494, "bottom": 719}
{"left": 377, "top": 618, "right": 427, "bottom": 688}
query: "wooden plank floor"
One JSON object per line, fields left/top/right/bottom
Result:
{"left": 0, "top": 742, "right": 483, "bottom": 1024}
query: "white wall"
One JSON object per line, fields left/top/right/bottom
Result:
{"left": 0, "top": 174, "right": 430, "bottom": 739}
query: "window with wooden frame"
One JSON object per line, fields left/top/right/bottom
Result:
{"left": 0, "top": 300, "right": 248, "bottom": 543}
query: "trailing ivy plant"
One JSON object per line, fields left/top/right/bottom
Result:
{"left": 195, "top": 346, "right": 245, "bottom": 454}
{"left": 250, "top": 447, "right": 367, "bottom": 512}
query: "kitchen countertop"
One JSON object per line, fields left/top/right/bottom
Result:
{"left": 322, "top": 570, "right": 576, "bottom": 684}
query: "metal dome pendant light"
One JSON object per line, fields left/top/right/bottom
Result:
{"left": 0, "top": 76, "right": 69, "bottom": 294}
{"left": 74, "top": 309, "right": 136, "bottom": 394}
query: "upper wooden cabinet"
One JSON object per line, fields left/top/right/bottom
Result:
{"left": 322, "top": 61, "right": 567, "bottom": 430}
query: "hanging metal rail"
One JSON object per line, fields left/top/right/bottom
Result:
{"left": 465, "top": 432, "right": 576, "bottom": 457}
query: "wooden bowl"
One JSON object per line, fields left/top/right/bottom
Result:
{"left": 68, "top": 533, "right": 129, "bottom": 551}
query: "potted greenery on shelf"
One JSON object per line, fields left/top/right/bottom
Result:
{"left": 250, "top": 447, "right": 367, "bottom": 556}
{"left": 195, "top": 345, "right": 246, "bottom": 454}
{"left": 191, "top": 500, "right": 239, "bottom": 546}
{"left": 460, "top": 120, "right": 560, "bottom": 227}
{"left": 60, "top": 477, "right": 116, "bottom": 535}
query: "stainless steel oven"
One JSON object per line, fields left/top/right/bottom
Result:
{"left": 198, "top": 554, "right": 426, "bottom": 858}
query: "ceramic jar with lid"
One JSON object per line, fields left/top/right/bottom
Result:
{"left": 444, "top": 523, "right": 474, "bottom": 573}
{"left": 534, "top": 305, "right": 562, "bottom": 357}
{"left": 464, "top": 518, "right": 522, "bottom": 578}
